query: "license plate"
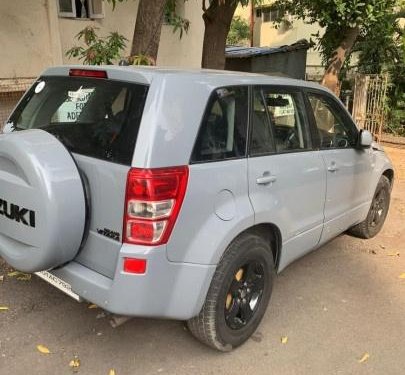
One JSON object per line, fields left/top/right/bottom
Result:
{"left": 35, "top": 271, "right": 82, "bottom": 302}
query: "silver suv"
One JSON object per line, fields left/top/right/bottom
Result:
{"left": 0, "top": 66, "right": 393, "bottom": 351}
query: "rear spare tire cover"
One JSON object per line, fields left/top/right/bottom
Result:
{"left": 0, "top": 129, "right": 86, "bottom": 272}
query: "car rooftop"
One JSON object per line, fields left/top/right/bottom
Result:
{"left": 41, "top": 65, "right": 329, "bottom": 93}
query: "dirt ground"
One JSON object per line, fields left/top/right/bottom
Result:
{"left": 1, "top": 146, "right": 404, "bottom": 375}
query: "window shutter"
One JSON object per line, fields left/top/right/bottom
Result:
{"left": 89, "top": 0, "right": 104, "bottom": 19}
{"left": 57, "top": 0, "right": 76, "bottom": 18}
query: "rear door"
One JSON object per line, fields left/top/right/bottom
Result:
{"left": 305, "top": 91, "right": 374, "bottom": 243}
{"left": 247, "top": 86, "right": 326, "bottom": 270}
{"left": 7, "top": 74, "right": 149, "bottom": 278}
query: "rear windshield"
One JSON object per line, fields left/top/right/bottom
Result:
{"left": 8, "top": 76, "right": 149, "bottom": 165}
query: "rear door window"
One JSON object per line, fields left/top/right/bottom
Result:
{"left": 262, "top": 89, "right": 311, "bottom": 153}
{"left": 9, "top": 77, "right": 149, "bottom": 165}
{"left": 191, "top": 86, "right": 248, "bottom": 163}
{"left": 250, "top": 88, "right": 274, "bottom": 155}
{"left": 250, "top": 87, "right": 311, "bottom": 154}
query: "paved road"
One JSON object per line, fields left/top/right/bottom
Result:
{"left": 1, "top": 146, "right": 404, "bottom": 375}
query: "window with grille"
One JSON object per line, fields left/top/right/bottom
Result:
{"left": 260, "top": 8, "right": 283, "bottom": 23}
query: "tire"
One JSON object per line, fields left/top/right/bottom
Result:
{"left": 348, "top": 175, "right": 391, "bottom": 239}
{"left": 187, "top": 233, "right": 275, "bottom": 352}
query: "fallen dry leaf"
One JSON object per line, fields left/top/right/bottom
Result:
{"left": 8, "top": 271, "right": 31, "bottom": 281}
{"left": 281, "top": 336, "right": 288, "bottom": 344}
{"left": 88, "top": 304, "right": 98, "bottom": 309}
{"left": 399, "top": 273, "right": 405, "bottom": 279}
{"left": 36, "top": 344, "right": 51, "bottom": 355}
{"left": 7, "top": 271, "right": 21, "bottom": 277}
{"left": 17, "top": 274, "right": 31, "bottom": 281}
{"left": 108, "top": 369, "right": 117, "bottom": 375}
{"left": 0, "top": 306, "right": 9, "bottom": 311}
{"left": 358, "top": 352, "right": 370, "bottom": 363}
{"left": 69, "top": 356, "right": 80, "bottom": 371}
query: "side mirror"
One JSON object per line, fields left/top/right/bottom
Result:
{"left": 359, "top": 130, "right": 373, "bottom": 148}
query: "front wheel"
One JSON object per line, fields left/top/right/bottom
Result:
{"left": 187, "top": 233, "right": 275, "bottom": 351}
{"left": 348, "top": 175, "right": 391, "bottom": 239}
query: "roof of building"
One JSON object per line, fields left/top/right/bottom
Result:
{"left": 225, "top": 40, "right": 311, "bottom": 59}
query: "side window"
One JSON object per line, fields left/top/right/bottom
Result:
{"left": 250, "top": 88, "right": 274, "bottom": 155}
{"left": 191, "top": 87, "right": 248, "bottom": 163}
{"left": 262, "top": 89, "right": 311, "bottom": 153}
{"left": 308, "top": 94, "right": 358, "bottom": 149}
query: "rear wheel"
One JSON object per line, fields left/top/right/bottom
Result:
{"left": 348, "top": 175, "right": 391, "bottom": 239}
{"left": 187, "top": 233, "right": 275, "bottom": 351}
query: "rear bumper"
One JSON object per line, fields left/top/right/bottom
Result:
{"left": 51, "top": 244, "right": 216, "bottom": 320}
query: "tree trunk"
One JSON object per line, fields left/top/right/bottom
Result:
{"left": 321, "top": 26, "right": 360, "bottom": 95}
{"left": 130, "top": 0, "right": 167, "bottom": 62}
{"left": 201, "top": 0, "right": 238, "bottom": 69}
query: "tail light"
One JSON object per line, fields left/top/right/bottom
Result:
{"left": 123, "top": 166, "right": 189, "bottom": 246}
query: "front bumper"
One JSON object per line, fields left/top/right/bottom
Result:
{"left": 51, "top": 244, "right": 216, "bottom": 320}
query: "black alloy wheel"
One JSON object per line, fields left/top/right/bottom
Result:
{"left": 224, "top": 261, "right": 265, "bottom": 330}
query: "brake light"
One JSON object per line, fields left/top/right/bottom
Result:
{"left": 69, "top": 69, "right": 108, "bottom": 79}
{"left": 123, "top": 166, "right": 189, "bottom": 246}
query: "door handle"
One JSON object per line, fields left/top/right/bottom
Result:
{"left": 256, "top": 173, "right": 277, "bottom": 185}
{"left": 327, "top": 162, "right": 339, "bottom": 172}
